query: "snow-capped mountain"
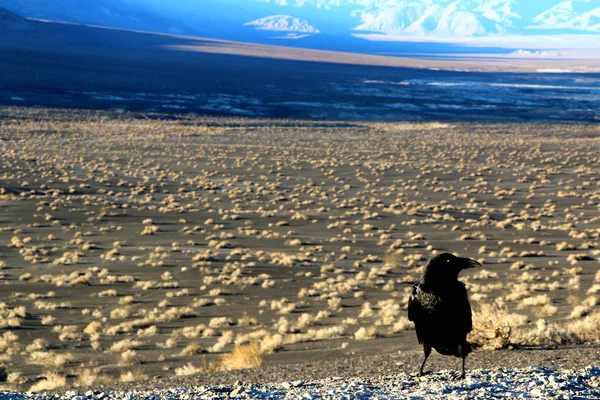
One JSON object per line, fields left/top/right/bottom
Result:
{"left": 249, "top": 0, "right": 600, "bottom": 36}
{"left": 529, "top": 1, "right": 600, "bottom": 32}
{"left": 1, "top": 0, "right": 599, "bottom": 44}
{"left": 245, "top": 15, "right": 320, "bottom": 33}
{"left": 352, "top": 1, "right": 512, "bottom": 36}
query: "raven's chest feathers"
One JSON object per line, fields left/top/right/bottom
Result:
{"left": 408, "top": 281, "right": 473, "bottom": 346}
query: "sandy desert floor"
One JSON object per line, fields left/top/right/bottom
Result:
{"left": 0, "top": 107, "right": 598, "bottom": 391}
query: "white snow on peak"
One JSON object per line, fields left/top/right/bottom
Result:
{"left": 244, "top": 15, "right": 320, "bottom": 33}
{"left": 353, "top": 2, "right": 511, "bottom": 37}
{"left": 529, "top": 1, "right": 600, "bottom": 32}
{"left": 255, "top": 0, "right": 600, "bottom": 36}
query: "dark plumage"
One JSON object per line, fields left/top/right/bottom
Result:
{"left": 407, "top": 253, "right": 481, "bottom": 379}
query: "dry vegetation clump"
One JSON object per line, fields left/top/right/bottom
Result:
{"left": 259, "top": 334, "right": 284, "bottom": 354}
{"left": 517, "top": 294, "right": 558, "bottom": 317}
{"left": 217, "top": 342, "right": 264, "bottom": 371}
{"left": 29, "top": 373, "right": 67, "bottom": 392}
{"left": 469, "top": 301, "right": 527, "bottom": 350}
{"left": 514, "top": 312, "right": 600, "bottom": 346}
{"left": 391, "top": 316, "right": 413, "bottom": 333}
{"left": 75, "top": 369, "right": 101, "bottom": 387}
{"left": 565, "top": 312, "right": 600, "bottom": 343}
{"left": 569, "top": 296, "right": 598, "bottom": 319}
{"left": 175, "top": 363, "right": 204, "bottom": 376}
{"left": 173, "top": 342, "right": 268, "bottom": 376}
{"left": 354, "top": 327, "right": 379, "bottom": 341}
{"left": 0, "top": 332, "right": 20, "bottom": 355}
{"left": 109, "top": 339, "right": 143, "bottom": 353}
{"left": 119, "top": 370, "right": 147, "bottom": 383}
{"left": 179, "top": 342, "right": 203, "bottom": 357}
{"left": 28, "top": 351, "right": 75, "bottom": 367}
{"left": 0, "top": 303, "right": 27, "bottom": 328}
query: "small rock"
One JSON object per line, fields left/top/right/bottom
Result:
{"left": 530, "top": 387, "right": 543, "bottom": 397}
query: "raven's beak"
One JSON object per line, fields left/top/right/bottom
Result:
{"left": 459, "top": 257, "right": 481, "bottom": 269}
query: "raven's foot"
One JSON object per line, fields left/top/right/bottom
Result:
{"left": 453, "top": 372, "right": 466, "bottom": 381}
{"left": 418, "top": 370, "right": 432, "bottom": 377}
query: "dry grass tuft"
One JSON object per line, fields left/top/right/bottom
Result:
{"left": 0, "top": 332, "right": 20, "bottom": 354}
{"left": 391, "top": 316, "right": 413, "bottom": 333}
{"left": 469, "top": 301, "right": 527, "bottom": 350}
{"left": 569, "top": 296, "right": 598, "bottom": 319}
{"left": 29, "top": 351, "right": 75, "bottom": 367}
{"left": 566, "top": 312, "right": 600, "bottom": 343}
{"left": 259, "top": 334, "right": 283, "bottom": 354}
{"left": 0, "top": 303, "right": 27, "bottom": 328}
{"left": 354, "top": 326, "right": 378, "bottom": 340}
{"left": 109, "top": 339, "right": 142, "bottom": 353}
{"left": 217, "top": 343, "right": 264, "bottom": 371}
{"left": 75, "top": 369, "right": 101, "bottom": 387}
{"left": 515, "top": 312, "right": 600, "bottom": 346}
{"left": 175, "top": 362, "right": 203, "bottom": 376}
{"left": 119, "top": 370, "right": 147, "bottom": 382}
{"left": 29, "top": 372, "right": 67, "bottom": 392}
{"left": 179, "top": 343, "right": 203, "bottom": 357}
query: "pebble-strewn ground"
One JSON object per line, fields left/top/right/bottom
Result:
{"left": 3, "top": 366, "right": 599, "bottom": 399}
{"left": 0, "top": 107, "right": 599, "bottom": 391}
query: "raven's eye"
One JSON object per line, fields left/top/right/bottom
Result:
{"left": 446, "top": 259, "right": 450, "bottom": 263}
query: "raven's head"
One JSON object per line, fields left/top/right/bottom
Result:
{"left": 422, "top": 253, "right": 481, "bottom": 285}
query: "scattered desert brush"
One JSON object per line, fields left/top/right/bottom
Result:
{"left": 1, "top": 108, "right": 598, "bottom": 381}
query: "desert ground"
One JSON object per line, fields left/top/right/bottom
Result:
{"left": 0, "top": 106, "right": 599, "bottom": 392}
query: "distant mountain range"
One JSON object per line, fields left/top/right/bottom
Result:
{"left": 245, "top": 15, "right": 320, "bottom": 34}
{"left": 249, "top": 0, "right": 600, "bottom": 36}
{"left": 1, "top": 0, "right": 599, "bottom": 49}
{"left": 352, "top": 1, "right": 513, "bottom": 37}
{"left": 530, "top": 1, "right": 600, "bottom": 32}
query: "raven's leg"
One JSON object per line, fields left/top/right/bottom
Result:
{"left": 458, "top": 356, "right": 466, "bottom": 380}
{"left": 419, "top": 344, "right": 432, "bottom": 376}
{"left": 456, "top": 342, "right": 470, "bottom": 380}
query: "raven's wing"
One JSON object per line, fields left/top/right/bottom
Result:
{"left": 455, "top": 281, "right": 473, "bottom": 335}
{"left": 407, "top": 282, "right": 421, "bottom": 322}
{"left": 407, "top": 282, "right": 429, "bottom": 344}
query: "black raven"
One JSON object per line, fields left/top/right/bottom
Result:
{"left": 408, "top": 253, "right": 481, "bottom": 379}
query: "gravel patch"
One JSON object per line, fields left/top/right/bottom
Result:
{"left": 5, "top": 366, "right": 599, "bottom": 400}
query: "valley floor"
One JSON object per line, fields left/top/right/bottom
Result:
{"left": 0, "top": 107, "right": 598, "bottom": 393}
